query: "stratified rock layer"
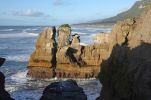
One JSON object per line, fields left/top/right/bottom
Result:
{"left": 28, "top": 24, "right": 109, "bottom": 79}
{"left": 27, "top": 27, "right": 57, "bottom": 78}
{"left": 57, "top": 24, "right": 71, "bottom": 48}
{"left": 40, "top": 80, "right": 87, "bottom": 100}
{"left": 97, "top": 5, "right": 151, "bottom": 100}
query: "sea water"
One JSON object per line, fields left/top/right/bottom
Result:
{"left": 0, "top": 26, "right": 111, "bottom": 100}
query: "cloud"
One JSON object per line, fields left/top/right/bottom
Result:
{"left": 13, "top": 10, "right": 49, "bottom": 17}
{"left": 53, "top": 0, "right": 64, "bottom": 6}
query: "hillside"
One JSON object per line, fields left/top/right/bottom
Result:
{"left": 76, "top": 0, "right": 151, "bottom": 26}
{"left": 99, "top": 0, "right": 151, "bottom": 23}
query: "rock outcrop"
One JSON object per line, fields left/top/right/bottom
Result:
{"left": 0, "top": 57, "right": 14, "bottom": 100}
{"left": 27, "top": 27, "right": 57, "bottom": 78}
{"left": 40, "top": 80, "right": 87, "bottom": 100}
{"left": 28, "top": 24, "right": 109, "bottom": 79}
{"left": 57, "top": 24, "right": 71, "bottom": 48}
{"left": 97, "top": 5, "right": 151, "bottom": 100}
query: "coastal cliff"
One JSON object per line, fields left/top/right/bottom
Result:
{"left": 27, "top": 25, "right": 109, "bottom": 79}
{"left": 97, "top": 5, "right": 151, "bottom": 100}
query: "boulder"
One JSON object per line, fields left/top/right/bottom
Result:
{"left": 0, "top": 57, "right": 14, "bottom": 100}
{"left": 40, "top": 80, "right": 87, "bottom": 100}
{"left": 27, "top": 27, "right": 57, "bottom": 78}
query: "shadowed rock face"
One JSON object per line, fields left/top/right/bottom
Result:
{"left": 27, "top": 24, "right": 109, "bottom": 79}
{"left": 97, "top": 5, "right": 151, "bottom": 100}
{"left": 0, "top": 57, "right": 14, "bottom": 100}
{"left": 40, "top": 80, "right": 87, "bottom": 100}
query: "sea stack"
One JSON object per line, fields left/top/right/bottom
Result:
{"left": 27, "top": 24, "right": 109, "bottom": 79}
{"left": 27, "top": 27, "right": 57, "bottom": 78}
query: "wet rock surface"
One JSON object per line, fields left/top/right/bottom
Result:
{"left": 40, "top": 79, "right": 87, "bottom": 100}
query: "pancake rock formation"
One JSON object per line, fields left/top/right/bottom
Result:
{"left": 97, "top": 5, "right": 151, "bottom": 100}
{"left": 27, "top": 24, "right": 109, "bottom": 79}
{"left": 27, "top": 27, "right": 57, "bottom": 78}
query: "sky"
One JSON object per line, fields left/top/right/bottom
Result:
{"left": 0, "top": 0, "right": 138, "bottom": 26}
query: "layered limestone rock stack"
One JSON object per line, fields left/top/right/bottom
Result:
{"left": 27, "top": 27, "right": 57, "bottom": 78}
{"left": 0, "top": 57, "right": 14, "bottom": 100}
{"left": 97, "top": 5, "right": 151, "bottom": 100}
{"left": 28, "top": 24, "right": 109, "bottom": 79}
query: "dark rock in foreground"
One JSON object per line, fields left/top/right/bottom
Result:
{"left": 0, "top": 57, "right": 14, "bottom": 100}
{"left": 40, "top": 80, "right": 87, "bottom": 100}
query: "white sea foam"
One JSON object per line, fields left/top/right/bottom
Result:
{"left": 10, "top": 90, "right": 42, "bottom": 100}
{"left": 0, "top": 32, "right": 38, "bottom": 38}
{"left": 0, "top": 29, "right": 15, "bottom": 31}
{"left": 80, "top": 42, "right": 88, "bottom": 46}
{"left": 23, "top": 32, "right": 39, "bottom": 37}
{"left": 6, "top": 55, "right": 29, "bottom": 62}
{"left": 9, "top": 70, "right": 28, "bottom": 84}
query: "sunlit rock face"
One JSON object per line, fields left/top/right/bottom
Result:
{"left": 57, "top": 24, "right": 71, "bottom": 48}
{"left": 27, "top": 27, "right": 57, "bottom": 78}
{"left": 97, "top": 5, "right": 151, "bottom": 100}
{"left": 27, "top": 24, "right": 109, "bottom": 79}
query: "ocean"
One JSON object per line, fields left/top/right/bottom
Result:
{"left": 0, "top": 26, "right": 111, "bottom": 100}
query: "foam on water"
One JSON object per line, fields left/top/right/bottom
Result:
{"left": 10, "top": 90, "right": 42, "bottom": 100}
{"left": 0, "top": 32, "right": 38, "bottom": 38}
{"left": 9, "top": 70, "right": 28, "bottom": 84}
{"left": 0, "top": 29, "right": 15, "bottom": 32}
{"left": 5, "top": 70, "right": 101, "bottom": 100}
{"left": 80, "top": 42, "right": 88, "bottom": 46}
{"left": 5, "top": 70, "right": 28, "bottom": 93}
{"left": 6, "top": 55, "right": 29, "bottom": 62}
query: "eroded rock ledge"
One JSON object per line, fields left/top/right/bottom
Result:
{"left": 27, "top": 24, "right": 109, "bottom": 79}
